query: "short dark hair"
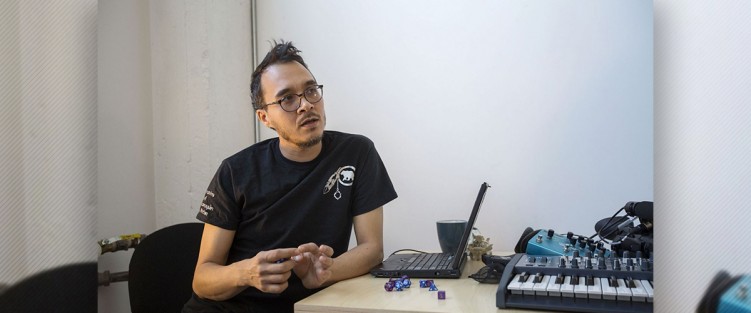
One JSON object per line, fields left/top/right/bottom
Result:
{"left": 250, "top": 40, "right": 310, "bottom": 110}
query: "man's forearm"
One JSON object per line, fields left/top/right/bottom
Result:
{"left": 326, "top": 241, "right": 384, "bottom": 285}
{"left": 193, "top": 262, "right": 246, "bottom": 301}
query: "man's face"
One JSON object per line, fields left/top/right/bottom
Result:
{"left": 257, "top": 61, "right": 326, "bottom": 149}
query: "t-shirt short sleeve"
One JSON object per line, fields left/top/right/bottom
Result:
{"left": 351, "top": 136, "right": 398, "bottom": 216}
{"left": 196, "top": 161, "right": 241, "bottom": 230}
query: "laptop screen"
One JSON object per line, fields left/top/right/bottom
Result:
{"left": 449, "top": 182, "right": 489, "bottom": 267}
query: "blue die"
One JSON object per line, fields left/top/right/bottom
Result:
{"left": 429, "top": 282, "right": 438, "bottom": 291}
{"left": 394, "top": 280, "right": 404, "bottom": 291}
{"left": 419, "top": 279, "right": 434, "bottom": 288}
{"left": 400, "top": 277, "right": 411, "bottom": 288}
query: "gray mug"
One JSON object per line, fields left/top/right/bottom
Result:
{"left": 436, "top": 220, "right": 467, "bottom": 254}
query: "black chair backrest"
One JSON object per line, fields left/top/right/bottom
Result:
{"left": 128, "top": 222, "right": 203, "bottom": 313}
{"left": 0, "top": 262, "right": 97, "bottom": 313}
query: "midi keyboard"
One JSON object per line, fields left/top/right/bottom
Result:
{"left": 496, "top": 253, "right": 653, "bottom": 313}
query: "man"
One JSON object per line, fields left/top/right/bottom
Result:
{"left": 182, "top": 41, "right": 398, "bottom": 313}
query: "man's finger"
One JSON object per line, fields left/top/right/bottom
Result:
{"left": 317, "top": 255, "right": 334, "bottom": 268}
{"left": 297, "top": 242, "right": 319, "bottom": 254}
{"left": 263, "top": 248, "right": 299, "bottom": 263}
{"left": 318, "top": 244, "right": 334, "bottom": 257}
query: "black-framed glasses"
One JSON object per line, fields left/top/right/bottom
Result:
{"left": 262, "top": 85, "right": 324, "bottom": 112}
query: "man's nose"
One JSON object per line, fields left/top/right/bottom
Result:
{"left": 297, "top": 97, "right": 314, "bottom": 113}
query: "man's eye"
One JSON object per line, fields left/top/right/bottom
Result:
{"left": 280, "top": 95, "right": 295, "bottom": 104}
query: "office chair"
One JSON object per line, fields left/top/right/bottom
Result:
{"left": 0, "top": 262, "right": 97, "bottom": 313}
{"left": 128, "top": 222, "right": 204, "bottom": 313}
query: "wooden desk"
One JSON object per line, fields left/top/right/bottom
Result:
{"left": 295, "top": 256, "right": 539, "bottom": 313}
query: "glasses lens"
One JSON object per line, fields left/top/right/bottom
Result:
{"left": 280, "top": 95, "right": 300, "bottom": 112}
{"left": 304, "top": 86, "right": 323, "bottom": 104}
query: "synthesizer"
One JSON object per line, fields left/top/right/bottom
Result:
{"left": 496, "top": 253, "right": 653, "bottom": 313}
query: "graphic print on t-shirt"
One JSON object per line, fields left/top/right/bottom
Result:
{"left": 323, "top": 165, "right": 356, "bottom": 200}
{"left": 198, "top": 190, "right": 215, "bottom": 217}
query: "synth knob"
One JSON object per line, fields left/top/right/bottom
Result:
{"left": 635, "top": 251, "right": 643, "bottom": 259}
{"left": 640, "top": 259, "right": 648, "bottom": 271}
{"left": 627, "top": 258, "right": 634, "bottom": 267}
{"left": 585, "top": 251, "right": 593, "bottom": 258}
{"left": 597, "top": 249, "right": 605, "bottom": 258}
{"left": 567, "top": 231, "right": 574, "bottom": 239}
{"left": 614, "top": 259, "right": 622, "bottom": 270}
{"left": 596, "top": 241, "right": 605, "bottom": 251}
{"left": 527, "top": 256, "right": 536, "bottom": 264}
{"left": 569, "top": 236, "right": 577, "bottom": 245}
{"left": 623, "top": 251, "right": 630, "bottom": 259}
{"left": 585, "top": 258, "right": 593, "bottom": 269}
{"left": 598, "top": 257, "right": 607, "bottom": 269}
{"left": 573, "top": 250, "right": 580, "bottom": 258}
{"left": 536, "top": 235, "right": 543, "bottom": 243}
{"left": 547, "top": 229, "right": 555, "bottom": 238}
{"left": 571, "top": 258, "right": 579, "bottom": 269}
{"left": 588, "top": 242, "right": 597, "bottom": 252}
{"left": 558, "top": 258, "right": 567, "bottom": 268}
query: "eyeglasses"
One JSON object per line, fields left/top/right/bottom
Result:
{"left": 262, "top": 85, "right": 324, "bottom": 112}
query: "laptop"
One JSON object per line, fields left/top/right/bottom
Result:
{"left": 370, "top": 182, "right": 490, "bottom": 278}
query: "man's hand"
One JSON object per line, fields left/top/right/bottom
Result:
{"left": 234, "top": 248, "right": 298, "bottom": 294}
{"left": 292, "top": 243, "right": 335, "bottom": 289}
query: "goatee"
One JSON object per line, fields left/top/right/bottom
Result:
{"left": 296, "top": 134, "right": 323, "bottom": 148}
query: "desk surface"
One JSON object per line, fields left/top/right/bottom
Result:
{"left": 295, "top": 255, "right": 544, "bottom": 313}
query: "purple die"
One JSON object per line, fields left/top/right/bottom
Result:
{"left": 420, "top": 279, "right": 434, "bottom": 288}
{"left": 438, "top": 290, "right": 446, "bottom": 299}
{"left": 384, "top": 281, "right": 395, "bottom": 292}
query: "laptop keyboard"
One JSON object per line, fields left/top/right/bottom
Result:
{"left": 404, "top": 253, "right": 453, "bottom": 270}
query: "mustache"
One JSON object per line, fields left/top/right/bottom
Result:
{"left": 298, "top": 113, "right": 321, "bottom": 126}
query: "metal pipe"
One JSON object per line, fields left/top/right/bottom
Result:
{"left": 250, "top": 0, "right": 261, "bottom": 144}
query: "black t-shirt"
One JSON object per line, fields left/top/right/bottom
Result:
{"left": 186, "top": 131, "right": 397, "bottom": 312}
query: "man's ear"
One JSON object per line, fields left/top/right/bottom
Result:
{"left": 256, "top": 109, "right": 269, "bottom": 126}
{"left": 256, "top": 109, "right": 276, "bottom": 131}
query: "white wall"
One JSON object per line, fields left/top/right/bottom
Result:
{"left": 150, "top": 0, "right": 254, "bottom": 228}
{"left": 256, "top": 0, "right": 653, "bottom": 255}
{"left": 97, "top": 0, "right": 154, "bottom": 311}
{"left": 655, "top": 1, "right": 751, "bottom": 312}
{"left": 0, "top": 0, "right": 98, "bottom": 286}
{"left": 97, "top": 1, "right": 254, "bottom": 312}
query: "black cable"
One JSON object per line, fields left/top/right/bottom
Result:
{"left": 590, "top": 206, "right": 626, "bottom": 244}
{"left": 389, "top": 249, "right": 428, "bottom": 256}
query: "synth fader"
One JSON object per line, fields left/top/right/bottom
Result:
{"left": 496, "top": 253, "right": 653, "bottom": 313}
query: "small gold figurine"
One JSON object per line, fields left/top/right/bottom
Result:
{"left": 468, "top": 234, "right": 493, "bottom": 261}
